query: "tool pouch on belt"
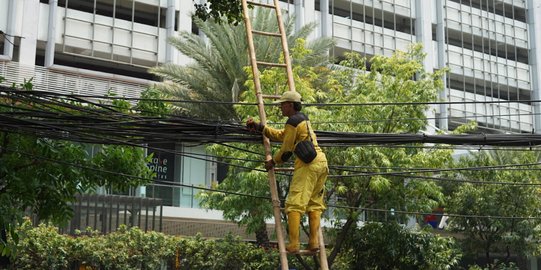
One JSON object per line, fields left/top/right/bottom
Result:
{"left": 294, "top": 122, "right": 317, "bottom": 163}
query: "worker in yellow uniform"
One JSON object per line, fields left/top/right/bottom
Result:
{"left": 246, "top": 91, "right": 328, "bottom": 253}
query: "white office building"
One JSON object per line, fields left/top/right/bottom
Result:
{"left": 1, "top": 0, "right": 541, "bottom": 237}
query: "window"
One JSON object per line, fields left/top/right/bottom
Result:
{"left": 54, "top": 0, "right": 172, "bottom": 30}
{"left": 449, "top": 0, "right": 526, "bottom": 23}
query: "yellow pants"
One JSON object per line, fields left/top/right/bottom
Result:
{"left": 285, "top": 157, "right": 328, "bottom": 214}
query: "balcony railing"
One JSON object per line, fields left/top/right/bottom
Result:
{"left": 0, "top": 61, "right": 149, "bottom": 99}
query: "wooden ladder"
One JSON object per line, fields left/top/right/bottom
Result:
{"left": 240, "top": 1, "right": 329, "bottom": 269}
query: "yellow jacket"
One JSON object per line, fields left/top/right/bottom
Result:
{"left": 263, "top": 112, "right": 326, "bottom": 165}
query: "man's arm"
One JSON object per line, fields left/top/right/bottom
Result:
{"left": 263, "top": 125, "right": 285, "bottom": 141}
{"left": 267, "top": 124, "right": 297, "bottom": 164}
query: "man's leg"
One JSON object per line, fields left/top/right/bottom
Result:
{"left": 306, "top": 161, "right": 329, "bottom": 250}
{"left": 285, "top": 165, "right": 317, "bottom": 252}
{"left": 307, "top": 211, "right": 321, "bottom": 251}
{"left": 286, "top": 211, "right": 301, "bottom": 253}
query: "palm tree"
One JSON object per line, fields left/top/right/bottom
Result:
{"left": 149, "top": 7, "right": 334, "bottom": 120}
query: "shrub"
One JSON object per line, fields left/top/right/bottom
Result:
{"left": 176, "top": 233, "right": 278, "bottom": 269}
{"left": 12, "top": 220, "right": 73, "bottom": 270}
{"left": 333, "top": 222, "right": 462, "bottom": 270}
{"left": 468, "top": 262, "right": 520, "bottom": 270}
{"left": 71, "top": 225, "right": 176, "bottom": 270}
{"left": 10, "top": 220, "right": 279, "bottom": 270}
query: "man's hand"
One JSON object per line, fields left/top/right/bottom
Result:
{"left": 246, "top": 117, "right": 264, "bottom": 132}
{"left": 264, "top": 159, "right": 275, "bottom": 171}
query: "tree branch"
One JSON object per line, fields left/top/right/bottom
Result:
{"left": 328, "top": 195, "right": 363, "bottom": 267}
{"left": 0, "top": 133, "right": 8, "bottom": 158}
{"left": 0, "top": 159, "right": 41, "bottom": 182}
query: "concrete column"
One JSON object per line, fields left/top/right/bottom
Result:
{"left": 415, "top": 0, "right": 435, "bottom": 133}
{"left": 175, "top": 0, "right": 193, "bottom": 65}
{"left": 320, "top": 0, "right": 330, "bottom": 38}
{"left": 19, "top": 0, "right": 40, "bottom": 66}
{"left": 436, "top": 0, "right": 448, "bottom": 130}
{"left": 295, "top": 0, "right": 304, "bottom": 33}
{"left": 44, "top": 0, "right": 58, "bottom": 67}
{"left": 528, "top": 0, "right": 541, "bottom": 134}
{"left": 415, "top": 0, "right": 433, "bottom": 72}
{"left": 165, "top": 0, "right": 176, "bottom": 63}
{"left": 2, "top": 0, "right": 17, "bottom": 60}
{"left": 303, "top": 0, "right": 315, "bottom": 40}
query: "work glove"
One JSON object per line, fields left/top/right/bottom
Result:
{"left": 246, "top": 117, "right": 264, "bottom": 132}
{"left": 264, "top": 159, "right": 275, "bottom": 171}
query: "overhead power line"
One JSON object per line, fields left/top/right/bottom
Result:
{"left": 2, "top": 145, "right": 540, "bottom": 220}
{"left": 3, "top": 90, "right": 541, "bottom": 147}
{"left": 5, "top": 141, "right": 541, "bottom": 192}
{"left": 2, "top": 89, "right": 539, "bottom": 107}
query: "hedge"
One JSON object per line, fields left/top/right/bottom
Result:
{"left": 8, "top": 219, "right": 280, "bottom": 270}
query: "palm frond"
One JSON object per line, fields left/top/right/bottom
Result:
{"left": 151, "top": 7, "right": 334, "bottom": 120}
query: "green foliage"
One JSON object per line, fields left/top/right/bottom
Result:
{"left": 177, "top": 233, "right": 278, "bottom": 269}
{"left": 150, "top": 8, "right": 333, "bottom": 120}
{"left": 0, "top": 136, "right": 90, "bottom": 226}
{"left": 444, "top": 150, "right": 541, "bottom": 262}
{"left": 106, "top": 89, "right": 131, "bottom": 113}
{"left": 200, "top": 43, "right": 454, "bottom": 267}
{"left": 90, "top": 145, "right": 154, "bottom": 193}
{"left": 12, "top": 220, "right": 72, "bottom": 270}
{"left": 72, "top": 225, "right": 175, "bottom": 270}
{"left": 0, "top": 134, "right": 153, "bottom": 230}
{"left": 332, "top": 222, "right": 461, "bottom": 270}
{"left": 134, "top": 87, "right": 172, "bottom": 117}
{"left": 322, "top": 44, "right": 452, "bottom": 265}
{"left": 13, "top": 220, "right": 175, "bottom": 270}
{"left": 314, "top": 44, "right": 452, "bottom": 219}
{"left": 194, "top": 0, "right": 243, "bottom": 25}
{"left": 468, "top": 262, "right": 520, "bottom": 270}
{"left": 11, "top": 220, "right": 279, "bottom": 270}
{"left": 199, "top": 40, "right": 333, "bottom": 246}
{"left": 0, "top": 85, "right": 162, "bottom": 259}
{"left": 198, "top": 145, "right": 273, "bottom": 235}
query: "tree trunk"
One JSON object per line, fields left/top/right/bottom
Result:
{"left": 0, "top": 225, "right": 9, "bottom": 268}
{"left": 254, "top": 219, "right": 271, "bottom": 249}
{"left": 485, "top": 241, "right": 491, "bottom": 268}
{"left": 328, "top": 194, "right": 365, "bottom": 268}
{"left": 328, "top": 214, "right": 356, "bottom": 267}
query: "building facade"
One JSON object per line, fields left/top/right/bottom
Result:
{"left": 308, "top": 0, "right": 540, "bottom": 134}
{"left": 1, "top": 0, "right": 541, "bottom": 239}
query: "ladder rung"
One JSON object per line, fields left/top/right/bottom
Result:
{"left": 246, "top": 1, "right": 276, "bottom": 9}
{"left": 261, "top": 94, "right": 281, "bottom": 99}
{"left": 257, "top": 61, "right": 287, "bottom": 68}
{"left": 252, "top": 30, "right": 282, "bottom": 37}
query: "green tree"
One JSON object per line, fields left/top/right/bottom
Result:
{"left": 444, "top": 150, "right": 541, "bottom": 266}
{"left": 199, "top": 40, "right": 337, "bottom": 252}
{"left": 150, "top": 7, "right": 333, "bottom": 120}
{"left": 319, "top": 44, "right": 452, "bottom": 266}
{"left": 333, "top": 222, "right": 461, "bottom": 270}
{"left": 194, "top": 0, "right": 243, "bottom": 25}
{"left": 200, "top": 43, "right": 454, "bottom": 268}
{"left": 0, "top": 86, "right": 162, "bottom": 262}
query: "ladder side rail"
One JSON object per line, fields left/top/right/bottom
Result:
{"left": 240, "top": 1, "right": 289, "bottom": 270}
{"left": 272, "top": 0, "right": 295, "bottom": 92}
{"left": 319, "top": 226, "right": 329, "bottom": 270}
{"left": 272, "top": 1, "right": 329, "bottom": 268}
